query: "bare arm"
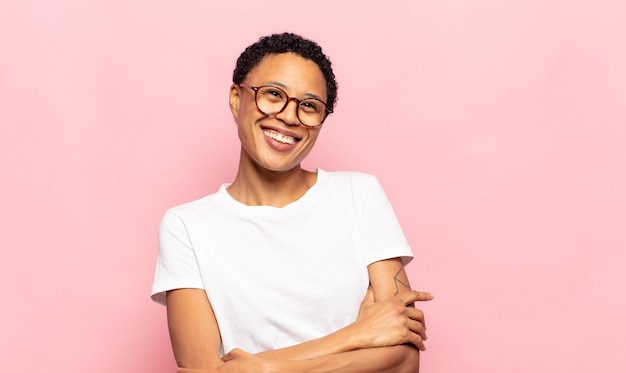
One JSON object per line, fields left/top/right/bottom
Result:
{"left": 368, "top": 257, "right": 415, "bottom": 301}
{"left": 256, "top": 287, "right": 430, "bottom": 361}
{"left": 223, "top": 343, "right": 420, "bottom": 373}
{"left": 167, "top": 258, "right": 432, "bottom": 372}
{"left": 220, "top": 258, "right": 430, "bottom": 372}
{"left": 167, "top": 288, "right": 430, "bottom": 367}
{"left": 364, "top": 257, "right": 425, "bottom": 372}
{"left": 166, "top": 289, "right": 224, "bottom": 370}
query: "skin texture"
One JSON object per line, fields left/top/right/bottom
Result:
{"left": 227, "top": 53, "right": 325, "bottom": 207}
{"left": 166, "top": 52, "right": 433, "bottom": 372}
{"left": 168, "top": 261, "right": 433, "bottom": 373}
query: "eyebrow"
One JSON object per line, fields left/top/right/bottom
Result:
{"left": 262, "top": 80, "right": 325, "bottom": 102}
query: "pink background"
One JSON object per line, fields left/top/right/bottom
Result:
{"left": 1, "top": 1, "right": 625, "bottom": 372}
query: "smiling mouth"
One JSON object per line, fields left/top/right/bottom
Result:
{"left": 263, "top": 129, "right": 300, "bottom": 145}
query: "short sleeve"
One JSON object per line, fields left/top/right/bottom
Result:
{"left": 358, "top": 176, "right": 414, "bottom": 266}
{"left": 151, "top": 209, "right": 204, "bottom": 305}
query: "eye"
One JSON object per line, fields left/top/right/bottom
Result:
{"left": 300, "top": 99, "right": 322, "bottom": 113}
{"left": 259, "top": 87, "right": 285, "bottom": 102}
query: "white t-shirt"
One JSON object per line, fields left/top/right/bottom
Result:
{"left": 151, "top": 169, "right": 413, "bottom": 354}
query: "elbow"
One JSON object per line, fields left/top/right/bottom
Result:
{"left": 394, "top": 344, "right": 421, "bottom": 373}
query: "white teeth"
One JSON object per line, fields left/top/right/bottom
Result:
{"left": 263, "top": 130, "right": 296, "bottom": 145}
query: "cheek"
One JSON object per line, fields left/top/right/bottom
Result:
{"left": 309, "top": 128, "right": 322, "bottom": 141}
{"left": 236, "top": 118, "right": 256, "bottom": 143}
{"left": 236, "top": 106, "right": 260, "bottom": 130}
{"left": 302, "top": 130, "right": 322, "bottom": 150}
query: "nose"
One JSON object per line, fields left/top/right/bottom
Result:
{"left": 275, "top": 98, "right": 300, "bottom": 126}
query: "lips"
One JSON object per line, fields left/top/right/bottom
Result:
{"left": 262, "top": 128, "right": 301, "bottom": 145}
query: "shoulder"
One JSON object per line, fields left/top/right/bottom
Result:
{"left": 160, "top": 189, "right": 226, "bottom": 227}
{"left": 320, "top": 169, "right": 381, "bottom": 189}
{"left": 315, "top": 170, "right": 389, "bottom": 213}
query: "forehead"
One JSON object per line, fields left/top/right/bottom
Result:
{"left": 247, "top": 53, "right": 327, "bottom": 99}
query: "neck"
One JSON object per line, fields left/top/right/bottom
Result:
{"left": 227, "top": 155, "right": 317, "bottom": 208}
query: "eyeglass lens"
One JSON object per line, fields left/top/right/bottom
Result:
{"left": 255, "top": 86, "right": 327, "bottom": 127}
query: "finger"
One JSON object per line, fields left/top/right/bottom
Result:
{"left": 399, "top": 290, "right": 434, "bottom": 306}
{"left": 413, "top": 290, "right": 434, "bottom": 301}
{"left": 407, "top": 332, "right": 426, "bottom": 351}
{"left": 408, "top": 318, "right": 427, "bottom": 341}
{"left": 407, "top": 307, "right": 425, "bottom": 325}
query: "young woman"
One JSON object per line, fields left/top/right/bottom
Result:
{"left": 152, "top": 32, "right": 433, "bottom": 372}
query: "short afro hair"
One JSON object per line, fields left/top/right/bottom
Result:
{"left": 233, "top": 32, "right": 338, "bottom": 112}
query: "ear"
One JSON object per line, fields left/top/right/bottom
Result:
{"left": 229, "top": 84, "right": 241, "bottom": 120}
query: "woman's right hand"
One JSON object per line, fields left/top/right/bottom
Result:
{"left": 348, "top": 286, "right": 433, "bottom": 351}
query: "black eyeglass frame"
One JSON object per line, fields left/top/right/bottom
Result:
{"left": 239, "top": 83, "right": 333, "bottom": 128}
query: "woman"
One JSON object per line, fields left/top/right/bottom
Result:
{"left": 152, "top": 32, "right": 433, "bottom": 372}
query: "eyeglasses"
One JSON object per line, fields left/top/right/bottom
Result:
{"left": 239, "top": 83, "right": 332, "bottom": 127}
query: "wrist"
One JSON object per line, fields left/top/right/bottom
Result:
{"left": 340, "top": 322, "right": 368, "bottom": 351}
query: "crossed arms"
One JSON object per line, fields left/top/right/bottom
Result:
{"left": 166, "top": 257, "right": 433, "bottom": 373}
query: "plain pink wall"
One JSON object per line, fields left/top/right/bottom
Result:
{"left": 1, "top": 1, "right": 625, "bottom": 372}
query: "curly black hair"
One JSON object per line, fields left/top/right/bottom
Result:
{"left": 233, "top": 32, "right": 338, "bottom": 112}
